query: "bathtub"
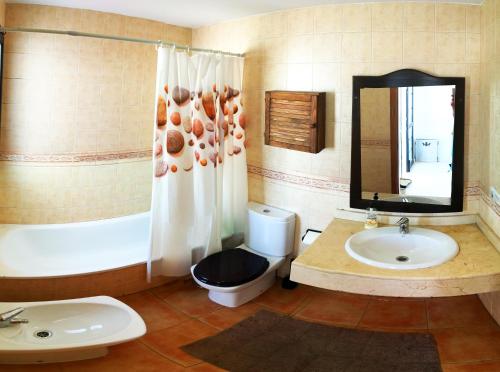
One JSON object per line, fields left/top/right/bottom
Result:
{"left": 0, "top": 213, "right": 150, "bottom": 278}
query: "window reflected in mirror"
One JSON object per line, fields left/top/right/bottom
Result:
{"left": 360, "top": 86, "right": 456, "bottom": 206}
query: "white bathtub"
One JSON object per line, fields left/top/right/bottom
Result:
{"left": 0, "top": 213, "right": 149, "bottom": 278}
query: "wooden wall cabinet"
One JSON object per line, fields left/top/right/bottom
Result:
{"left": 265, "top": 91, "right": 325, "bottom": 153}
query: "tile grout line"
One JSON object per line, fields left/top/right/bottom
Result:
{"left": 149, "top": 283, "right": 224, "bottom": 322}
{"left": 289, "top": 291, "right": 316, "bottom": 317}
{"left": 138, "top": 338, "right": 192, "bottom": 369}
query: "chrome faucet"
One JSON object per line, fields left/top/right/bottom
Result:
{"left": 0, "top": 307, "right": 29, "bottom": 328}
{"left": 396, "top": 217, "right": 410, "bottom": 235}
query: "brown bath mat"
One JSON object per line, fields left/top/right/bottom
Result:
{"left": 182, "top": 310, "right": 441, "bottom": 372}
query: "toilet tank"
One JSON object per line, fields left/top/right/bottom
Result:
{"left": 245, "top": 202, "right": 295, "bottom": 257}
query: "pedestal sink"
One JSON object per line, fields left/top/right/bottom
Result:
{"left": 345, "top": 227, "right": 459, "bottom": 270}
{"left": 0, "top": 296, "right": 146, "bottom": 364}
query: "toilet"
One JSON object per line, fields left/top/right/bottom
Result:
{"left": 191, "top": 202, "right": 295, "bottom": 307}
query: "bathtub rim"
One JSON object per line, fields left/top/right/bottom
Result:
{"left": 0, "top": 212, "right": 151, "bottom": 279}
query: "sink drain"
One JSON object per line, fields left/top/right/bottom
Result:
{"left": 34, "top": 330, "right": 53, "bottom": 339}
{"left": 396, "top": 256, "right": 409, "bottom": 262}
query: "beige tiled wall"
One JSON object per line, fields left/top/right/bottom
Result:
{"left": 0, "top": 0, "right": 5, "bottom": 27}
{"left": 0, "top": 4, "right": 191, "bottom": 223}
{"left": 193, "top": 2, "right": 482, "bottom": 252}
{"left": 479, "top": 0, "right": 500, "bottom": 231}
{"left": 360, "top": 88, "right": 391, "bottom": 194}
{"left": 478, "top": 0, "right": 500, "bottom": 326}
{"left": 0, "top": 160, "right": 152, "bottom": 223}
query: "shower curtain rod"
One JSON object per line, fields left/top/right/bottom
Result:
{"left": 0, "top": 26, "right": 245, "bottom": 57}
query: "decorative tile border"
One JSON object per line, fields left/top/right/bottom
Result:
{"left": 465, "top": 181, "right": 482, "bottom": 197}
{"left": 0, "top": 150, "right": 498, "bottom": 217}
{"left": 248, "top": 165, "right": 499, "bottom": 217}
{"left": 0, "top": 150, "right": 153, "bottom": 163}
{"left": 480, "top": 187, "right": 500, "bottom": 217}
{"left": 360, "top": 139, "right": 391, "bottom": 148}
{"left": 247, "top": 164, "right": 350, "bottom": 193}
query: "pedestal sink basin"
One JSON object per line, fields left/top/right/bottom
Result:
{"left": 0, "top": 296, "right": 146, "bottom": 364}
{"left": 345, "top": 227, "right": 459, "bottom": 270}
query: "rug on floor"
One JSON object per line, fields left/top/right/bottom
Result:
{"left": 182, "top": 310, "right": 442, "bottom": 372}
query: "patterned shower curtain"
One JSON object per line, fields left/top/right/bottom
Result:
{"left": 148, "top": 47, "right": 247, "bottom": 277}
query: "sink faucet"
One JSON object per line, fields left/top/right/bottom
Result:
{"left": 396, "top": 217, "right": 410, "bottom": 235}
{"left": 0, "top": 307, "right": 29, "bottom": 328}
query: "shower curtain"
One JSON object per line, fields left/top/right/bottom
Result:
{"left": 148, "top": 47, "right": 247, "bottom": 277}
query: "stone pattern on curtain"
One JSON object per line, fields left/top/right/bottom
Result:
{"left": 149, "top": 47, "right": 247, "bottom": 277}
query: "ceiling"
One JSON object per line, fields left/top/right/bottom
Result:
{"left": 7, "top": 0, "right": 483, "bottom": 28}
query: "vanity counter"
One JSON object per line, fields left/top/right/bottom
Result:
{"left": 290, "top": 219, "right": 500, "bottom": 297}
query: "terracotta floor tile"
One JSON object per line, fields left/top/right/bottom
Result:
{"left": 119, "top": 291, "right": 189, "bottom": 332}
{"left": 198, "top": 301, "right": 264, "bottom": 330}
{"left": 432, "top": 326, "right": 500, "bottom": 363}
{"left": 4, "top": 284, "right": 499, "bottom": 370}
{"left": 154, "top": 280, "right": 222, "bottom": 317}
{"left": 254, "top": 282, "right": 314, "bottom": 314}
{"left": 427, "top": 295, "right": 497, "bottom": 329}
{"left": 59, "top": 341, "right": 184, "bottom": 372}
{"left": 141, "top": 318, "right": 220, "bottom": 367}
{"left": 187, "top": 362, "right": 229, "bottom": 371}
{"left": 294, "top": 290, "right": 370, "bottom": 327}
{"left": 442, "top": 361, "right": 500, "bottom": 372}
{"left": 358, "top": 298, "right": 428, "bottom": 330}
{"left": 149, "top": 278, "right": 192, "bottom": 298}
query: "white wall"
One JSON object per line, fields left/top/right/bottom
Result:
{"left": 413, "top": 85, "right": 455, "bottom": 164}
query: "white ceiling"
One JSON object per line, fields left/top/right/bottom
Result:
{"left": 7, "top": 0, "right": 483, "bottom": 28}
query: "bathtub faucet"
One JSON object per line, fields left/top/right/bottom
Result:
{"left": 0, "top": 307, "right": 29, "bottom": 328}
{"left": 396, "top": 217, "right": 410, "bottom": 235}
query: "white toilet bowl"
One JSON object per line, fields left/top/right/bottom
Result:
{"left": 191, "top": 245, "right": 285, "bottom": 307}
{"left": 191, "top": 203, "right": 295, "bottom": 308}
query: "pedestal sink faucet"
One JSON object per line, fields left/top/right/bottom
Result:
{"left": 396, "top": 217, "right": 410, "bottom": 235}
{"left": 0, "top": 307, "right": 29, "bottom": 328}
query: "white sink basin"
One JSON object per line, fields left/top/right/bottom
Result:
{"left": 0, "top": 296, "right": 146, "bottom": 364}
{"left": 345, "top": 227, "right": 459, "bottom": 270}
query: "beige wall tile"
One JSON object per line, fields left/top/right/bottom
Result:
{"left": 287, "top": 35, "right": 313, "bottom": 63}
{"left": 466, "top": 6, "right": 481, "bottom": 34}
{"left": 0, "top": 4, "right": 192, "bottom": 223}
{"left": 313, "top": 33, "right": 341, "bottom": 63}
{"left": 312, "top": 63, "right": 340, "bottom": 92}
{"left": 372, "top": 32, "right": 403, "bottom": 63}
{"left": 314, "top": 5, "right": 343, "bottom": 34}
{"left": 372, "top": 3, "right": 403, "bottom": 32}
{"left": 404, "top": 3, "right": 435, "bottom": 32}
{"left": 259, "top": 12, "right": 287, "bottom": 39}
{"left": 262, "top": 37, "right": 287, "bottom": 64}
{"left": 287, "top": 63, "right": 312, "bottom": 91}
{"left": 342, "top": 4, "right": 371, "bottom": 33}
{"left": 466, "top": 33, "right": 481, "bottom": 63}
{"left": 262, "top": 63, "right": 287, "bottom": 91}
{"left": 287, "top": 8, "right": 314, "bottom": 35}
{"left": 403, "top": 32, "right": 435, "bottom": 63}
{"left": 342, "top": 32, "right": 371, "bottom": 62}
{"left": 436, "top": 32, "right": 466, "bottom": 63}
{"left": 0, "top": 0, "right": 5, "bottom": 27}
{"left": 437, "top": 4, "right": 466, "bottom": 33}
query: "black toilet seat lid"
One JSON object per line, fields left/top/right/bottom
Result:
{"left": 194, "top": 248, "right": 270, "bottom": 287}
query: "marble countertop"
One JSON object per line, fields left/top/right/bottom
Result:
{"left": 290, "top": 219, "right": 500, "bottom": 297}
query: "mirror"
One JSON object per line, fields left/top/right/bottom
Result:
{"left": 351, "top": 70, "right": 465, "bottom": 213}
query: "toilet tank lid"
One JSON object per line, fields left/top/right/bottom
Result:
{"left": 248, "top": 202, "right": 295, "bottom": 222}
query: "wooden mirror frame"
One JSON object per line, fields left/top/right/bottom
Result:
{"left": 350, "top": 69, "right": 465, "bottom": 213}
